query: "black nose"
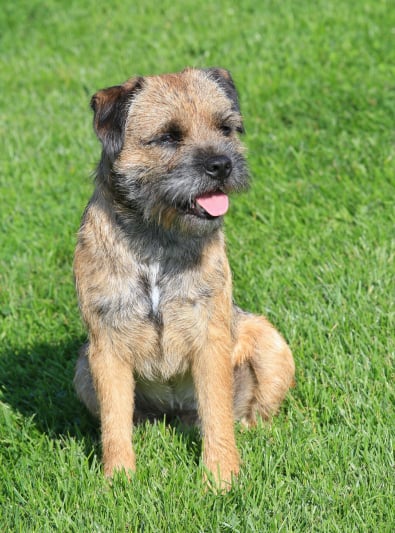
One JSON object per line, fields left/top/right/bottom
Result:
{"left": 204, "top": 155, "right": 232, "bottom": 181}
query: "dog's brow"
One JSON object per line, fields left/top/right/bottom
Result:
{"left": 214, "top": 111, "right": 239, "bottom": 124}
{"left": 213, "top": 112, "right": 243, "bottom": 134}
{"left": 159, "top": 120, "right": 184, "bottom": 134}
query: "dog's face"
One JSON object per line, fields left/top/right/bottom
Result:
{"left": 91, "top": 68, "right": 249, "bottom": 236}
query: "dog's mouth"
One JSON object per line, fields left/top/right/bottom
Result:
{"left": 183, "top": 191, "right": 229, "bottom": 219}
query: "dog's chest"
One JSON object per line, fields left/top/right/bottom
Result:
{"left": 142, "top": 261, "right": 206, "bottom": 321}
{"left": 130, "top": 260, "right": 213, "bottom": 379}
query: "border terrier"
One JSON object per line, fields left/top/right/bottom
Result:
{"left": 73, "top": 67, "right": 295, "bottom": 488}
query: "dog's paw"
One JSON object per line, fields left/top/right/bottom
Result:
{"left": 103, "top": 450, "right": 136, "bottom": 479}
{"left": 204, "top": 453, "right": 240, "bottom": 492}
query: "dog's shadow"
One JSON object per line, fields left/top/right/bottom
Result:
{"left": 1, "top": 337, "right": 201, "bottom": 464}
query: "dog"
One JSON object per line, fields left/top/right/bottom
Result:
{"left": 73, "top": 67, "right": 295, "bottom": 488}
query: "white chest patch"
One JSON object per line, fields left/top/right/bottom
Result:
{"left": 149, "top": 262, "right": 161, "bottom": 315}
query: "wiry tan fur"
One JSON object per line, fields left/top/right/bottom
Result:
{"left": 73, "top": 68, "right": 295, "bottom": 489}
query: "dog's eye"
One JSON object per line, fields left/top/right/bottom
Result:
{"left": 220, "top": 125, "right": 233, "bottom": 137}
{"left": 158, "top": 131, "right": 182, "bottom": 144}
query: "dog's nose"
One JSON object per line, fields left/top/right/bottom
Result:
{"left": 204, "top": 155, "right": 232, "bottom": 181}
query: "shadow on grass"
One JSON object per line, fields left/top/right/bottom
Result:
{"left": 0, "top": 337, "right": 98, "bottom": 438}
{"left": 0, "top": 337, "right": 201, "bottom": 463}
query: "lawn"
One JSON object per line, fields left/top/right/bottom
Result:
{"left": 0, "top": 0, "right": 394, "bottom": 530}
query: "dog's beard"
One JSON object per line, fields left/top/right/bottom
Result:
{"left": 108, "top": 152, "right": 249, "bottom": 236}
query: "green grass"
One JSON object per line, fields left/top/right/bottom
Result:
{"left": 1, "top": 0, "right": 394, "bottom": 530}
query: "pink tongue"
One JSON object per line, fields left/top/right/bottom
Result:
{"left": 196, "top": 192, "right": 229, "bottom": 217}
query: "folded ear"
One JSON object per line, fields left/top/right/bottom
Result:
{"left": 202, "top": 67, "right": 241, "bottom": 114}
{"left": 90, "top": 77, "right": 144, "bottom": 161}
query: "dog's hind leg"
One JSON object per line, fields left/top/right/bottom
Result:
{"left": 232, "top": 310, "right": 295, "bottom": 425}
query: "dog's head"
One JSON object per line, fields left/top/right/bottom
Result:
{"left": 91, "top": 68, "right": 249, "bottom": 236}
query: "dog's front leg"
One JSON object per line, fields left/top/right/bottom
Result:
{"left": 192, "top": 334, "right": 240, "bottom": 489}
{"left": 89, "top": 340, "right": 135, "bottom": 477}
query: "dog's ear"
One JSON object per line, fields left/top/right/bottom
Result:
{"left": 90, "top": 77, "right": 144, "bottom": 161}
{"left": 203, "top": 68, "right": 242, "bottom": 113}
